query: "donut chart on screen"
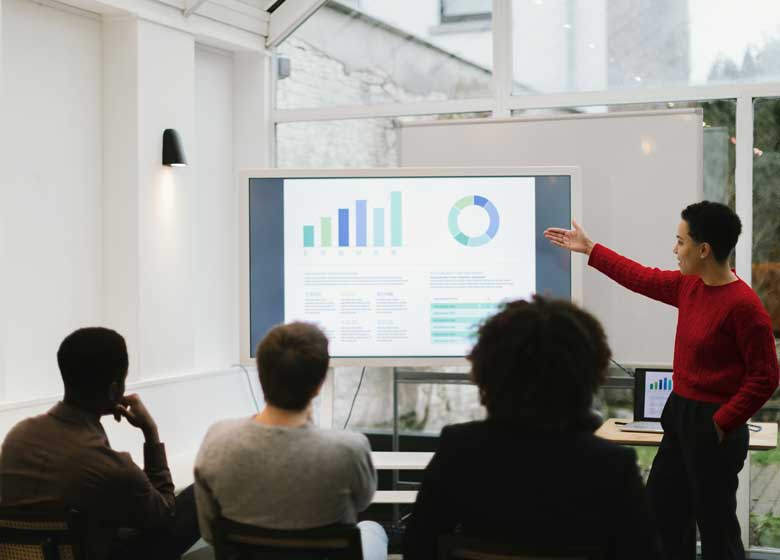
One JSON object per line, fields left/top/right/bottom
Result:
{"left": 448, "top": 195, "right": 500, "bottom": 247}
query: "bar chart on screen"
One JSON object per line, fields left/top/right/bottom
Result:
{"left": 644, "top": 371, "right": 674, "bottom": 419}
{"left": 300, "top": 191, "right": 403, "bottom": 250}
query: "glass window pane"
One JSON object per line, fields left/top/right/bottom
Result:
{"left": 334, "top": 368, "right": 485, "bottom": 435}
{"left": 275, "top": 113, "right": 491, "bottom": 168}
{"left": 335, "top": 367, "right": 394, "bottom": 431}
{"left": 512, "top": 0, "right": 780, "bottom": 94}
{"left": 596, "top": 379, "right": 658, "bottom": 482}
{"left": 749, "top": 97, "right": 780, "bottom": 548}
{"left": 276, "top": 1, "right": 493, "bottom": 110}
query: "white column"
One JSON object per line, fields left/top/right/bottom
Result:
{"left": 233, "top": 50, "right": 272, "bottom": 171}
{"left": 735, "top": 94, "right": 754, "bottom": 283}
{"left": 234, "top": 50, "right": 272, "bottom": 364}
{"left": 103, "top": 17, "right": 197, "bottom": 381}
{"left": 738, "top": 461, "right": 750, "bottom": 548}
{"left": 0, "top": 0, "right": 6, "bottom": 400}
{"left": 103, "top": 17, "right": 142, "bottom": 378}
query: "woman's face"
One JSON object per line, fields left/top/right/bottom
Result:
{"left": 673, "top": 220, "right": 704, "bottom": 275}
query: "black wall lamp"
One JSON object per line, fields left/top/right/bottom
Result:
{"left": 162, "top": 128, "right": 187, "bottom": 167}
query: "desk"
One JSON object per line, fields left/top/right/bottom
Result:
{"left": 596, "top": 419, "right": 778, "bottom": 450}
{"left": 170, "top": 451, "right": 428, "bottom": 504}
{"left": 372, "top": 451, "right": 432, "bottom": 470}
{"left": 372, "top": 452, "right": 431, "bottom": 504}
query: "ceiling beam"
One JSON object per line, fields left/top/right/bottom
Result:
{"left": 183, "top": 0, "right": 208, "bottom": 17}
{"left": 265, "top": 0, "right": 327, "bottom": 48}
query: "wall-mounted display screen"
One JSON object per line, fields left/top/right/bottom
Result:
{"left": 241, "top": 168, "right": 580, "bottom": 364}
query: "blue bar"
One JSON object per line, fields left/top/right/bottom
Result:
{"left": 338, "top": 208, "right": 349, "bottom": 247}
{"left": 356, "top": 200, "right": 367, "bottom": 247}
{"left": 373, "top": 208, "right": 385, "bottom": 246}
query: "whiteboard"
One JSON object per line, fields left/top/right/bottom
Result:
{"left": 400, "top": 109, "right": 703, "bottom": 366}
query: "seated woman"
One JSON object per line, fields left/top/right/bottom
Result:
{"left": 402, "top": 296, "right": 662, "bottom": 560}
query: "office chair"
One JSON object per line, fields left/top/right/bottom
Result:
{"left": 438, "top": 534, "right": 605, "bottom": 560}
{"left": 0, "top": 509, "right": 86, "bottom": 560}
{"left": 212, "top": 517, "right": 363, "bottom": 560}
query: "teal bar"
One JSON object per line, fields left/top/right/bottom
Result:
{"left": 303, "top": 225, "right": 315, "bottom": 247}
{"left": 431, "top": 318, "right": 481, "bottom": 323}
{"left": 431, "top": 331, "right": 475, "bottom": 338}
{"left": 431, "top": 303, "right": 499, "bottom": 310}
{"left": 373, "top": 208, "right": 385, "bottom": 246}
{"left": 390, "top": 191, "right": 402, "bottom": 246}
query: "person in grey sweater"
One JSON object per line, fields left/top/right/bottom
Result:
{"left": 194, "top": 322, "right": 388, "bottom": 560}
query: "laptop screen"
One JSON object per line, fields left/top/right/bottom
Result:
{"left": 634, "top": 368, "right": 674, "bottom": 421}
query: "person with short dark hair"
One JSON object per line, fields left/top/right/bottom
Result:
{"left": 0, "top": 327, "right": 201, "bottom": 560}
{"left": 194, "top": 322, "right": 388, "bottom": 560}
{"left": 544, "top": 201, "right": 780, "bottom": 560}
{"left": 403, "top": 297, "right": 662, "bottom": 560}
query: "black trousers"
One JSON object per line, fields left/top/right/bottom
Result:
{"left": 112, "top": 484, "right": 201, "bottom": 560}
{"left": 647, "top": 393, "right": 749, "bottom": 560}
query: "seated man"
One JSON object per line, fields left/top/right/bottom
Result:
{"left": 403, "top": 297, "right": 663, "bottom": 560}
{"left": 194, "top": 321, "right": 387, "bottom": 560}
{"left": 0, "top": 327, "right": 200, "bottom": 560}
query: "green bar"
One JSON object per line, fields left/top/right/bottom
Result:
{"left": 303, "top": 225, "right": 315, "bottom": 247}
{"left": 321, "top": 217, "right": 332, "bottom": 247}
{"left": 391, "top": 191, "right": 402, "bottom": 247}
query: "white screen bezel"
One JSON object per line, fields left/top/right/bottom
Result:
{"left": 239, "top": 166, "right": 582, "bottom": 367}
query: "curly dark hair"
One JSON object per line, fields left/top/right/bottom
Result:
{"left": 467, "top": 296, "right": 611, "bottom": 429}
{"left": 681, "top": 201, "right": 742, "bottom": 263}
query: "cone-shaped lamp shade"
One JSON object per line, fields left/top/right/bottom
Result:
{"left": 162, "top": 128, "right": 187, "bottom": 167}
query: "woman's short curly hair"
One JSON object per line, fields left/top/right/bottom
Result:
{"left": 468, "top": 296, "right": 611, "bottom": 429}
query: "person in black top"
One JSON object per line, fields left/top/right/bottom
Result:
{"left": 402, "top": 296, "right": 662, "bottom": 560}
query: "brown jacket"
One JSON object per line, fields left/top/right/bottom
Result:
{"left": 0, "top": 402, "right": 175, "bottom": 559}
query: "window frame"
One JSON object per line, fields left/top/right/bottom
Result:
{"left": 439, "top": 0, "right": 492, "bottom": 24}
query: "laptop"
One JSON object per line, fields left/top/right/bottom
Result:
{"left": 619, "top": 368, "right": 674, "bottom": 434}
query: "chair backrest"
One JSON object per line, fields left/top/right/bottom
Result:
{"left": 212, "top": 517, "right": 363, "bottom": 560}
{"left": 438, "top": 535, "right": 605, "bottom": 560}
{"left": 0, "top": 509, "right": 86, "bottom": 560}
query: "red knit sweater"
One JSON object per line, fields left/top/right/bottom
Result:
{"left": 589, "top": 244, "right": 779, "bottom": 432}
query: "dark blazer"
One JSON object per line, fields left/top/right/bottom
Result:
{"left": 402, "top": 419, "right": 662, "bottom": 560}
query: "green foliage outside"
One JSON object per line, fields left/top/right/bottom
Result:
{"left": 752, "top": 446, "right": 780, "bottom": 467}
{"left": 751, "top": 514, "right": 780, "bottom": 548}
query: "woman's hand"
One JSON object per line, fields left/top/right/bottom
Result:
{"left": 543, "top": 220, "right": 595, "bottom": 255}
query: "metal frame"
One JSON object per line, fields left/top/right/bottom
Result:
{"left": 267, "top": 0, "right": 780, "bottom": 553}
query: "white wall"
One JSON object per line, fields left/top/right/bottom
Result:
{"left": 0, "top": 0, "right": 268, "bottom": 405}
{"left": 194, "top": 45, "right": 238, "bottom": 368}
{"left": 0, "top": 0, "right": 103, "bottom": 401}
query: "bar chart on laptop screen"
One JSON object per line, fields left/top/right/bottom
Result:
{"left": 644, "top": 370, "right": 674, "bottom": 419}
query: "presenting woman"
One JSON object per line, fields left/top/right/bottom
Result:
{"left": 544, "top": 201, "right": 779, "bottom": 560}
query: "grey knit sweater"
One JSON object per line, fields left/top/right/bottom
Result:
{"left": 193, "top": 417, "right": 376, "bottom": 542}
